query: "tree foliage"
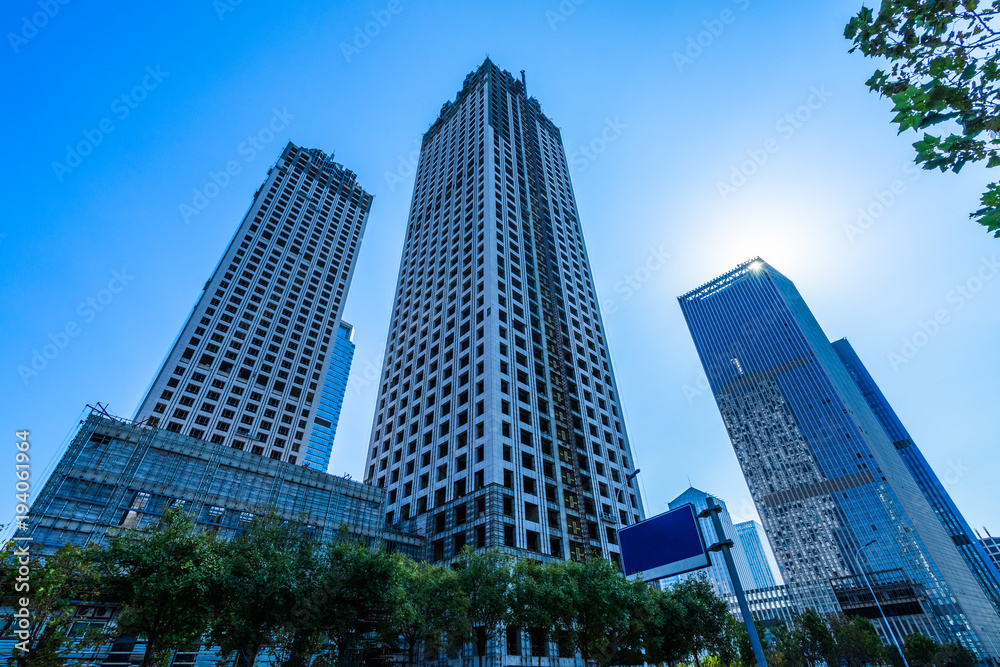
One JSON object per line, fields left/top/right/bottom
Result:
{"left": 315, "top": 538, "right": 402, "bottom": 665}
{"left": 845, "top": 0, "right": 1000, "bottom": 236}
{"left": 671, "top": 575, "right": 730, "bottom": 667}
{"left": 827, "top": 614, "right": 891, "bottom": 667}
{"left": 89, "top": 510, "right": 226, "bottom": 667}
{"left": 904, "top": 633, "right": 977, "bottom": 667}
{"left": 1, "top": 541, "right": 103, "bottom": 667}
{"left": 509, "top": 558, "right": 571, "bottom": 666}
{"left": 454, "top": 546, "right": 514, "bottom": 667}
{"left": 388, "top": 558, "right": 468, "bottom": 667}
{"left": 21, "top": 524, "right": 969, "bottom": 667}
{"left": 557, "top": 557, "right": 654, "bottom": 667}
{"left": 207, "top": 514, "right": 315, "bottom": 667}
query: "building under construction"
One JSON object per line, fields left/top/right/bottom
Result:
{"left": 23, "top": 406, "right": 423, "bottom": 557}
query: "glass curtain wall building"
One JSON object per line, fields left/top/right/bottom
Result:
{"left": 304, "top": 321, "right": 356, "bottom": 470}
{"left": 135, "top": 143, "right": 371, "bottom": 465}
{"left": 665, "top": 487, "right": 754, "bottom": 597}
{"left": 364, "top": 59, "right": 645, "bottom": 566}
{"left": 833, "top": 337, "right": 1000, "bottom": 617}
{"left": 735, "top": 519, "right": 782, "bottom": 590}
{"left": 678, "top": 257, "right": 1000, "bottom": 658}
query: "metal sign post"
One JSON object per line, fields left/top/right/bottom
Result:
{"left": 700, "top": 497, "right": 769, "bottom": 667}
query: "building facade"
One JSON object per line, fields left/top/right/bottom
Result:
{"left": 364, "top": 59, "right": 645, "bottom": 566}
{"left": 678, "top": 257, "right": 1000, "bottom": 658}
{"left": 135, "top": 142, "right": 372, "bottom": 465}
{"left": 722, "top": 585, "right": 797, "bottom": 628}
{"left": 735, "top": 519, "right": 782, "bottom": 590}
{"left": 832, "top": 337, "right": 1000, "bottom": 617}
{"left": 6, "top": 407, "right": 423, "bottom": 666}
{"left": 304, "top": 320, "right": 356, "bottom": 470}
{"left": 665, "top": 487, "right": 755, "bottom": 597}
{"left": 22, "top": 408, "right": 424, "bottom": 556}
{"left": 983, "top": 532, "right": 1000, "bottom": 572}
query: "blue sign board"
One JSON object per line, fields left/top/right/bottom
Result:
{"left": 619, "top": 504, "right": 710, "bottom": 581}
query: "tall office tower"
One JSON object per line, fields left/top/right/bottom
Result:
{"left": 666, "top": 487, "right": 754, "bottom": 597}
{"left": 678, "top": 258, "right": 1000, "bottom": 657}
{"left": 304, "top": 321, "right": 356, "bottom": 470}
{"left": 364, "top": 59, "right": 645, "bottom": 565}
{"left": 135, "top": 142, "right": 372, "bottom": 465}
{"left": 735, "top": 520, "right": 783, "bottom": 590}
{"left": 832, "top": 338, "right": 1000, "bottom": 616}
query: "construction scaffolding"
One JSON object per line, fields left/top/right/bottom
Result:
{"left": 25, "top": 406, "right": 400, "bottom": 554}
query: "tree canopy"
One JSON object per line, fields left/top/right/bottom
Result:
{"left": 846, "top": 1, "right": 1000, "bottom": 237}
{"left": 20, "top": 517, "right": 971, "bottom": 667}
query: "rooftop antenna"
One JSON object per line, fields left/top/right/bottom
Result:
{"left": 520, "top": 69, "right": 526, "bottom": 95}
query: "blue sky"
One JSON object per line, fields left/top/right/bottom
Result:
{"left": 2, "top": 1, "right": 998, "bottom": 536}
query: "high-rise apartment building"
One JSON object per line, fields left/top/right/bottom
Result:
{"left": 832, "top": 338, "right": 1000, "bottom": 616}
{"left": 665, "top": 487, "right": 754, "bottom": 597}
{"left": 364, "top": 59, "right": 645, "bottom": 565}
{"left": 304, "top": 321, "right": 356, "bottom": 470}
{"left": 135, "top": 143, "right": 371, "bottom": 465}
{"left": 734, "top": 519, "right": 782, "bottom": 590}
{"left": 678, "top": 258, "right": 1000, "bottom": 658}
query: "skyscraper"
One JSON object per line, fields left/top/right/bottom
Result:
{"left": 734, "top": 520, "right": 782, "bottom": 590}
{"left": 678, "top": 257, "right": 1000, "bottom": 657}
{"left": 832, "top": 337, "right": 1000, "bottom": 616}
{"left": 665, "top": 487, "right": 754, "bottom": 597}
{"left": 364, "top": 59, "right": 645, "bottom": 565}
{"left": 303, "top": 321, "right": 356, "bottom": 470}
{"left": 135, "top": 142, "right": 372, "bottom": 465}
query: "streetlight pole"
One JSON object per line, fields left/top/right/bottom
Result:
{"left": 700, "top": 497, "right": 768, "bottom": 667}
{"left": 853, "top": 538, "right": 909, "bottom": 667}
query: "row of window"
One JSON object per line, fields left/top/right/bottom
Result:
{"left": 144, "top": 145, "right": 368, "bottom": 464}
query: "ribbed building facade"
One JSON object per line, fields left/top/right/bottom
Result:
{"left": 135, "top": 142, "right": 371, "bottom": 465}
{"left": 678, "top": 258, "right": 1000, "bottom": 659}
{"left": 364, "top": 59, "right": 645, "bottom": 565}
{"left": 832, "top": 337, "right": 1000, "bottom": 617}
